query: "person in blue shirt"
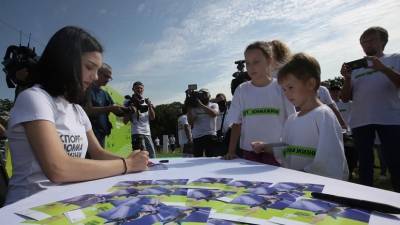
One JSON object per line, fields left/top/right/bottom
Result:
{"left": 84, "top": 63, "right": 126, "bottom": 147}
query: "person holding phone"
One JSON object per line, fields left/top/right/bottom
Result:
{"left": 340, "top": 26, "right": 400, "bottom": 192}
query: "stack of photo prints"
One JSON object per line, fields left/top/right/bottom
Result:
{"left": 16, "top": 177, "right": 382, "bottom": 224}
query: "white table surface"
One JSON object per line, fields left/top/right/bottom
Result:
{"left": 1, "top": 157, "right": 399, "bottom": 224}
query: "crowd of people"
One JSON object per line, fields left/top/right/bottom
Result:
{"left": 173, "top": 26, "right": 400, "bottom": 192}
{"left": 1, "top": 25, "right": 399, "bottom": 206}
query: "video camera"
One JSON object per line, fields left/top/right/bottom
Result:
{"left": 124, "top": 94, "right": 149, "bottom": 113}
{"left": 231, "top": 60, "right": 250, "bottom": 95}
{"left": 2, "top": 44, "right": 39, "bottom": 88}
{"left": 184, "top": 84, "right": 209, "bottom": 108}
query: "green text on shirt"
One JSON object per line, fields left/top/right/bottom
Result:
{"left": 283, "top": 145, "right": 316, "bottom": 158}
{"left": 242, "top": 107, "right": 280, "bottom": 117}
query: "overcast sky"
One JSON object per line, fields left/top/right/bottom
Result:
{"left": 1, "top": 0, "right": 399, "bottom": 104}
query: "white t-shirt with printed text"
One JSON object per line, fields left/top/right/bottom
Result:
{"left": 349, "top": 53, "right": 400, "bottom": 128}
{"left": 227, "top": 80, "right": 295, "bottom": 151}
{"left": 6, "top": 86, "right": 91, "bottom": 204}
{"left": 275, "top": 105, "right": 349, "bottom": 180}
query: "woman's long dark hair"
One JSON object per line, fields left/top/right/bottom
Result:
{"left": 34, "top": 26, "right": 103, "bottom": 103}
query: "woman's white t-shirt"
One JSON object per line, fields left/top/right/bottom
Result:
{"left": 6, "top": 85, "right": 91, "bottom": 204}
{"left": 227, "top": 80, "right": 295, "bottom": 151}
{"left": 276, "top": 105, "right": 349, "bottom": 180}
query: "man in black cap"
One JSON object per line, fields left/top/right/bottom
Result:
{"left": 123, "top": 81, "right": 156, "bottom": 158}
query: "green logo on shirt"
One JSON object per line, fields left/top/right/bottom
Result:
{"left": 283, "top": 145, "right": 316, "bottom": 158}
{"left": 354, "top": 66, "right": 395, "bottom": 79}
{"left": 354, "top": 69, "right": 377, "bottom": 79}
{"left": 242, "top": 107, "right": 280, "bottom": 117}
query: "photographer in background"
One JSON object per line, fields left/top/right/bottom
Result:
{"left": 340, "top": 26, "right": 400, "bottom": 192}
{"left": 84, "top": 63, "right": 126, "bottom": 148}
{"left": 186, "top": 88, "right": 219, "bottom": 157}
{"left": 2, "top": 44, "right": 39, "bottom": 99}
{"left": 123, "top": 81, "right": 156, "bottom": 158}
{"left": 214, "top": 93, "right": 230, "bottom": 156}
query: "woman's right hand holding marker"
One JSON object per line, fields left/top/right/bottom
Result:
{"left": 126, "top": 150, "right": 149, "bottom": 172}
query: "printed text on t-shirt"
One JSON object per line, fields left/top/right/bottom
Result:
{"left": 59, "top": 134, "right": 84, "bottom": 157}
{"left": 242, "top": 107, "right": 280, "bottom": 117}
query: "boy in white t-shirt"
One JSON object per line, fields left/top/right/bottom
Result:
{"left": 252, "top": 53, "right": 349, "bottom": 180}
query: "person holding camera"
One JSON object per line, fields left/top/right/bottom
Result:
{"left": 2, "top": 44, "right": 39, "bottom": 100}
{"left": 340, "top": 26, "right": 400, "bottom": 192}
{"left": 214, "top": 93, "right": 230, "bottom": 156}
{"left": 84, "top": 63, "right": 126, "bottom": 148}
{"left": 123, "top": 81, "right": 156, "bottom": 158}
{"left": 5, "top": 26, "right": 149, "bottom": 205}
{"left": 187, "top": 88, "right": 219, "bottom": 157}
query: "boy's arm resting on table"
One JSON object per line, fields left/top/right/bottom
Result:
{"left": 23, "top": 120, "right": 148, "bottom": 183}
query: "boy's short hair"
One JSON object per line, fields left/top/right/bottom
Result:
{"left": 277, "top": 53, "right": 321, "bottom": 91}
